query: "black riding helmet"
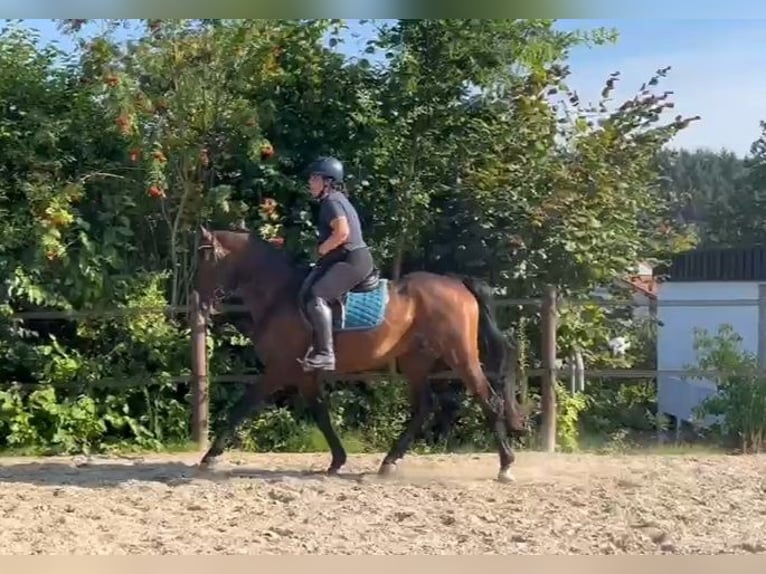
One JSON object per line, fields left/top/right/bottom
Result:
{"left": 307, "top": 156, "right": 344, "bottom": 182}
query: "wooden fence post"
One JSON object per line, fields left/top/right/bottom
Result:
{"left": 190, "top": 290, "right": 209, "bottom": 450}
{"left": 540, "top": 285, "right": 558, "bottom": 452}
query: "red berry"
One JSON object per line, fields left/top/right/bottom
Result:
{"left": 260, "top": 143, "right": 274, "bottom": 160}
{"left": 147, "top": 185, "right": 165, "bottom": 199}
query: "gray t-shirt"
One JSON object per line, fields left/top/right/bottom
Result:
{"left": 317, "top": 191, "right": 367, "bottom": 251}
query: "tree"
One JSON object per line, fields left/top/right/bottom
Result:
{"left": 347, "top": 19, "right": 617, "bottom": 277}
{"left": 653, "top": 147, "right": 748, "bottom": 246}
{"left": 703, "top": 121, "right": 766, "bottom": 247}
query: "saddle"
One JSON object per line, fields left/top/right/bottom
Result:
{"left": 299, "top": 266, "right": 383, "bottom": 330}
{"left": 330, "top": 266, "right": 381, "bottom": 328}
{"left": 350, "top": 266, "right": 381, "bottom": 293}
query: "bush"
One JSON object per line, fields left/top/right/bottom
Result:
{"left": 689, "top": 324, "right": 766, "bottom": 453}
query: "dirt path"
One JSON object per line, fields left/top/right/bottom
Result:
{"left": 1, "top": 451, "right": 765, "bottom": 554}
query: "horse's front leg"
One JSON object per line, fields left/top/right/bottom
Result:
{"left": 301, "top": 375, "right": 348, "bottom": 474}
{"left": 199, "top": 371, "right": 280, "bottom": 467}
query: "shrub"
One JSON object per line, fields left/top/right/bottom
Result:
{"left": 689, "top": 324, "right": 766, "bottom": 453}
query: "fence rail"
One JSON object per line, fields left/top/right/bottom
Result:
{"left": 4, "top": 288, "right": 763, "bottom": 452}
{"left": 6, "top": 296, "right": 764, "bottom": 321}
{"left": 0, "top": 367, "right": 743, "bottom": 394}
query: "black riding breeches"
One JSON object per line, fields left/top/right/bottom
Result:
{"left": 302, "top": 247, "right": 374, "bottom": 303}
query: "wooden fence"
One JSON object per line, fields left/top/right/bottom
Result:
{"left": 10, "top": 289, "right": 764, "bottom": 453}
{"left": 167, "top": 288, "right": 766, "bottom": 452}
{"left": 187, "top": 285, "right": 557, "bottom": 452}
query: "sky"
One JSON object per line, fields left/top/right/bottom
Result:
{"left": 13, "top": 18, "right": 766, "bottom": 158}
{"left": 556, "top": 19, "right": 766, "bottom": 157}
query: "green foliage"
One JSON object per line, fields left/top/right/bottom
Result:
{"left": 654, "top": 134, "right": 766, "bottom": 249}
{"left": 689, "top": 324, "right": 766, "bottom": 453}
{"left": 236, "top": 407, "right": 323, "bottom": 453}
{"left": 0, "top": 386, "right": 105, "bottom": 454}
{"left": 655, "top": 148, "right": 747, "bottom": 235}
{"left": 555, "top": 383, "right": 588, "bottom": 452}
{"left": 551, "top": 308, "right": 665, "bottom": 453}
{"left": 580, "top": 380, "right": 659, "bottom": 434}
{"left": 702, "top": 123, "right": 766, "bottom": 247}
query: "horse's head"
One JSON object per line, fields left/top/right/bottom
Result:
{"left": 195, "top": 225, "right": 244, "bottom": 317}
{"left": 196, "top": 224, "right": 300, "bottom": 320}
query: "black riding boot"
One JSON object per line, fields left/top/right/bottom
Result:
{"left": 304, "top": 296, "right": 336, "bottom": 371}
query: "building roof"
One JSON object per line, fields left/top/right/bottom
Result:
{"left": 663, "top": 245, "right": 766, "bottom": 282}
{"left": 621, "top": 274, "right": 659, "bottom": 298}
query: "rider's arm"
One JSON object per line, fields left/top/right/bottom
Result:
{"left": 319, "top": 216, "right": 350, "bottom": 256}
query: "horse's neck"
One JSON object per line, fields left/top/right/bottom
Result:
{"left": 224, "top": 233, "right": 306, "bottom": 323}
{"left": 238, "top": 256, "right": 302, "bottom": 300}
{"left": 234, "top": 278, "right": 304, "bottom": 361}
{"left": 235, "top": 261, "right": 303, "bottom": 325}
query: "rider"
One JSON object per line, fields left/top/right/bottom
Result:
{"left": 300, "top": 156, "right": 374, "bottom": 371}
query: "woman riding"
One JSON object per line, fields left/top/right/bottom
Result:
{"left": 300, "top": 156, "right": 375, "bottom": 371}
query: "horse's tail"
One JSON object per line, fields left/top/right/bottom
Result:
{"left": 459, "top": 275, "right": 521, "bottom": 434}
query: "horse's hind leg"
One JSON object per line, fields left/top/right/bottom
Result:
{"left": 378, "top": 350, "right": 436, "bottom": 477}
{"left": 442, "top": 350, "right": 516, "bottom": 483}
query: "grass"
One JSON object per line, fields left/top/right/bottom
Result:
{"left": 0, "top": 424, "right": 735, "bottom": 459}
{"left": 566, "top": 428, "right": 729, "bottom": 456}
{"left": 0, "top": 442, "right": 735, "bottom": 459}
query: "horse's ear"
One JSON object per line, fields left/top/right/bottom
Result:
{"left": 199, "top": 224, "right": 212, "bottom": 242}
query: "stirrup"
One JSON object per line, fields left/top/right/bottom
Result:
{"left": 297, "top": 347, "right": 335, "bottom": 371}
{"left": 298, "top": 357, "right": 336, "bottom": 372}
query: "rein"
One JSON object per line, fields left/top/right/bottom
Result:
{"left": 197, "top": 243, "right": 231, "bottom": 309}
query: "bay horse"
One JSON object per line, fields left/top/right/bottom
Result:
{"left": 194, "top": 226, "right": 528, "bottom": 482}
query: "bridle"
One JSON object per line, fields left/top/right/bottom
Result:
{"left": 196, "top": 237, "right": 278, "bottom": 344}
{"left": 197, "top": 241, "right": 233, "bottom": 313}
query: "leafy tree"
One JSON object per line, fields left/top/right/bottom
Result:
{"left": 653, "top": 147, "right": 748, "bottom": 246}
{"left": 703, "top": 121, "right": 766, "bottom": 247}
{"left": 347, "top": 19, "right": 617, "bottom": 277}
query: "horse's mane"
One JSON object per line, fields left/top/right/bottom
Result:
{"left": 212, "top": 229, "right": 309, "bottom": 298}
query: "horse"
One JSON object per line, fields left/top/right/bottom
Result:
{"left": 194, "top": 225, "right": 529, "bottom": 482}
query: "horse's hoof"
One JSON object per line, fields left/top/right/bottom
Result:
{"left": 197, "top": 457, "right": 219, "bottom": 471}
{"left": 497, "top": 468, "right": 515, "bottom": 483}
{"left": 378, "top": 462, "right": 397, "bottom": 477}
{"left": 326, "top": 455, "right": 346, "bottom": 476}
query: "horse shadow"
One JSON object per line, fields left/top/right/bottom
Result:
{"left": 0, "top": 459, "right": 370, "bottom": 489}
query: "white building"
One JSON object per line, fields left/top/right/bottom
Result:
{"left": 656, "top": 246, "right": 766, "bottom": 427}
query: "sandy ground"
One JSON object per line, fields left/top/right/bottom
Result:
{"left": 1, "top": 450, "right": 766, "bottom": 554}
